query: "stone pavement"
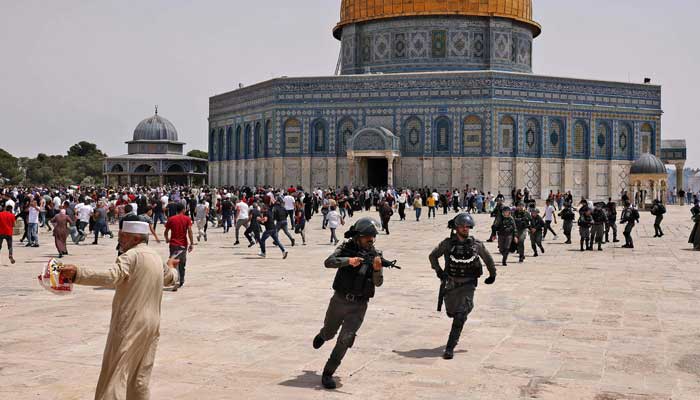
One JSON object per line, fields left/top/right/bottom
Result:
{"left": 1, "top": 205, "right": 699, "bottom": 399}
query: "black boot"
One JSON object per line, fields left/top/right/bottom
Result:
{"left": 580, "top": 239, "right": 585, "bottom": 251}
{"left": 444, "top": 314, "right": 466, "bottom": 360}
{"left": 313, "top": 334, "right": 325, "bottom": 349}
{"left": 598, "top": 243, "right": 603, "bottom": 251}
{"left": 321, "top": 372, "right": 337, "bottom": 389}
{"left": 501, "top": 254, "right": 508, "bottom": 266}
{"left": 613, "top": 234, "right": 619, "bottom": 243}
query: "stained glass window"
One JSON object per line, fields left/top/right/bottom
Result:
{"left": 525, "top": 119, "right": 538, "bottom": 151}
{"left": 404, "top": 117, "right": 422, "bottom": 153}
{"left": 574, "top": 122, "right": 585, "bottom": 155}
{"left": 435, "top": 117, "right": 450, "bottom": 152}
{"left": 313, "top": 120, "right": 327, "bottom": 152}
{"left": 549, "top": 120, "right": 562, "bottom": 154}
{"left": 597, "top": 123, "right": 608, "bottom": 157}
{"left": 619, "top": 124, "right": 630, "bottom": 153}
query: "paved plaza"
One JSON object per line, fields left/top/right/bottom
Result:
{"left": 1, "top": 205, "right": 700, "bottom": 399}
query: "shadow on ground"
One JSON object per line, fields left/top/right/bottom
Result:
{"left": 392, "top": 346, "right": 466, "bottom": 359}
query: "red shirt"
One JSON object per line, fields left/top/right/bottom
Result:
{"left": 0, "top": 211, "right": 16, "bottom": 236}
{"left": 165, "top": 214, "right": 192, "bottom": 247}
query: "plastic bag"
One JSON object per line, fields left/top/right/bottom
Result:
{"left": 37, "top": 258, "right": 73, "bottom": 295}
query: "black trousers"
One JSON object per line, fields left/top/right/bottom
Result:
{"left": 319, "top": 293, "right": 368, "bottom": 375}
{"left": 543, "top": 220, "right": 557, "bottom": 238}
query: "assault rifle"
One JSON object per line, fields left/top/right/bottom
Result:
{"left": 357, "top": 247, "right": 401, "bottom": 275}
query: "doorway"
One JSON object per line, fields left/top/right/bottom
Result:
{"left": 366, "top": 158, "right": 388, "bottom": 187}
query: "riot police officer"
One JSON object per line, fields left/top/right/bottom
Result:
{"left": 313, "top": 217, "right": 388, "bottom": 389}
{"left": 429, "top": 213, "right": 496, "bottom": 359}
{"left": 529, "top": 208, "right": 545, "bottom": 256}
{"left": 621, "top": 202, "right": 640, "bottom": 248}
{"left": 488, "top": 198, "right": 505, "bottom": 242}
{"left": 495, "top": 206, "right": 516, "bottom": 265}
{"left": 578, "top": 207, "right": 593, "bottom": 251}
{"left": 591, "top": 202, "right": 607, "bottom": 251}
{"left": 605, "top": 199, "right": 619, "bottom": 243}
{"left": 512, "top": 202, "right": 532, "bottom": 263}
{"left": 689, "top": 200, "right": 700, "bottom": 250}
{"left": 650, "top": 199, "right": 666, "bottom": 238}
{"left": 558, "top": 202, "right": 576, "bottom": 244}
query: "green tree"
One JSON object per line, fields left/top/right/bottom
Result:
{"left": 0, "top": 148, "right": 22, "bottom": 184}
{"left": 67, "top": 141, "right": 106, "bottom": 158}
{"left": 187, "top": 149, "right": 208, "bottom": 159}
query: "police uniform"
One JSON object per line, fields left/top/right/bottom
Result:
{"left": 429, "top": 214, "right": 496, "bottom": 359}
{"left": 621, "top": 204, "right": 640, "bottom": 248}
{"left": 650, "top": 200, "right": 666, "bottom": 237}
{"left": 578, "top": 211, "right": 593, "bottom": 251}
{"left": 313, "top": 218, "right": 385, "bottom": 390}
{"left": 591, "top": 203, "right": 607, "bottom": 251}
{"left": 605, "top": 201, "right": 618, "bottom": 243}
{"left": 529, "top": 210, "right": 545, "bottom": 256}
{"left": 558, "top": 204, "right": 576, "bottom": 244}
{"left": 512, "top": 207, "right": 532, "bottom": 262}
{"left": 495, "top": 212, "right": 516, "bottom": 265}
{"left": 488, "top": 202, "right": 505, "bottom": 242}
{"left": 688, "top": 203, "right": 700, "bottom": 250}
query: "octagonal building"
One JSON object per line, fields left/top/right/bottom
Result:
{"left": 208, "top": 0, "right": 662, "bottom": 200}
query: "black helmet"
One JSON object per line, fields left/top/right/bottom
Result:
{"left": 448, "top": 213, "right": 475, "bottom": 229}
{"left": 344, "top": 217, "right": 381, "bottom": 238}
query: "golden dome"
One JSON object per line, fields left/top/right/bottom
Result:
{"left": 334, "top": 0, "right": 541, "bottom": 38}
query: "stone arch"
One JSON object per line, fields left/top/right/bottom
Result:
{"left": 167, "top": 164, "right": 185, "bottom": 173}
{"left": 110, "top": 164, "right": 124, "bottom": 173}
{"left": 134, "top": 164, "right": 154, "bottom": 173}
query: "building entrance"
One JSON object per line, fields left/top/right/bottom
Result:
{"left": 367, "top": 158, "right": 388, "bottom": 187}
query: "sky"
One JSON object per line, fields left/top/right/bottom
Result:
{"left": 1, "top": 0, "right": 699, "bottom": 167}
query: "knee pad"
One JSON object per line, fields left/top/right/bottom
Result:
{"left": 339, "top": 332, "right": 356, "bottom": 348}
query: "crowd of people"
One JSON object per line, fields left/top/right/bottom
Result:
{"left": 2, "top": 182, "right": 700, "bottom": 394}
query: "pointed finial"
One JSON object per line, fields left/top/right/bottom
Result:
{"left": 155, "top": 105, "right": 158, "bottom": 115}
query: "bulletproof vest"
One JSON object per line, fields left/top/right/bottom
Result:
{"left": 513, "top": 211, "right": 530, "bottom": 230}
{"left": 498, "top": 217, "right": 515, "bottom": 233}
{"left": 561, "top": 208, "right": 575, "bottom": 221}
{"left": 446, "top": 236, "right": 483, "bottom": 279}
{"left": 332, "top": 241, "right": 377, "bottom": 299}
{"left": 592, "top": 208, "right": 606, "bottom": 223}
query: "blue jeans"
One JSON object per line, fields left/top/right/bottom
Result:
{"left": 152, "top": 212, "right": 167, "bottom": 228}
{"left": 260, "top": 228, "right": 285, "bottom": 254}
{"left": 222, "top": 214, "right": 233, "bottom": 232}
{"left": 415, "top": 208, "right": 422, "bottom": 221}
{"left": 28, "top": 223, "right": 39, "bottom": 245}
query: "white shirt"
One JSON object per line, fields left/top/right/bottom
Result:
{"left": 195, "top": 202, "right": 209, "bottom": 220}
{"left": 5, "top": 199, "right": 15, "bottom": 211}
{"left": 77, "top": 203, "right": 93, "bottom": 223}
{"left": 327, "top": 210, "right": 341, "bottom": 228}
{"left": 432, "top": 192, "right": 439, "bottom": 201}
{"left": 283, "top": 195, "right": 295, "bottom": 211}
{"left": 28, "top": 207, "right": 40, "bottom": 224}
{"left": 544, "top": 205, "right": 555, "bottom": 221}
{"left": 236, "top": 201, "right": 249, "bottom": 220}
{"left": 160, "top": 195, "right": 169, "bottom": 208}
{"left": 53, "top": 196, "right": 62, "bottom": 210}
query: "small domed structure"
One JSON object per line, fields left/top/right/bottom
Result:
{"left": 132, "top": 113, "right": 179, "bottom": 142}
{"left": 628, "top": 153, "right": 668, "bottom": 209}
{"left": 630, "top": 153, "right": 667, "bottom": 175}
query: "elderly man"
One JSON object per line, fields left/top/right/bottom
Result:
{"left": 60, "top": 221, "right": 179, "bottom": 400}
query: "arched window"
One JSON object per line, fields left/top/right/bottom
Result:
{"left": 500, "top": 116, "right": 515, "bottom": 152}
{"left": 435, "top": 117, "right": 450, "bottom": 152}
{"left": 525, "top": 118, "right": 539, "bottom": 153}
{"left": 209, "top": 129, "right": 216, "bottom": 161}
{"left": 619, "top": 123, "right": 631, "bottom": 155}
{"left": 573, "top": 121, "right": 586, "bottom": 155}
{"left": 254, "top": 122, "right": 263, "bottom": 158}
{"left": 284, "top": 118, "right": 301, "bottom": 155}
{"left": 462, "top": 115, "right": 482, "bottom": 153}
{"left": 226, "top": 127, "right": 233, "bottom": 160}
{"left": 244, "top": 124, "right": 251, "bottom": 158}
{"left": 312, "top": 119, "right": 327, "bottom": 153}
{"left": 167, "top": 164, "right": 185, "bottom": 173}
{"left": 235, "top": 126, "right": 242, "bottom": 159}
{"left": 217, "top": 128, "right": 224, "bottom": 161}
{"left": 548, "top": 119, "right": 563, "bottom": 154}
{"left": 641, "top": 123, "right": 653, "bottom": 154}
{"left": 264, "top": 120, "right": 271, "bottom": 157}
{"left": 110, "top": 164, "right": 124, "bottom": 173}
{"left": 403, "top": 116, "right": 422, "bottom": 153}
{"left": 337, "top": 118, "right": 355, "bottom": 155}
{"left": 596, "top": 122, "right": 610, "bottom": 158}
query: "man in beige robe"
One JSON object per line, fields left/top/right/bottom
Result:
{"left": 61, "top": 221, "right": 179, "bottom": 400}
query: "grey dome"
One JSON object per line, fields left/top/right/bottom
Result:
{"left": 630, "top": 153, "right": 667, "bottom": 175}
{"left": 133, "top": 113, "right": 178, "bottom": 141}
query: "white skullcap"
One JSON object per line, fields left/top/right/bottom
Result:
{"left": 122, "top": 221, "right": 150, "bottom": 235}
